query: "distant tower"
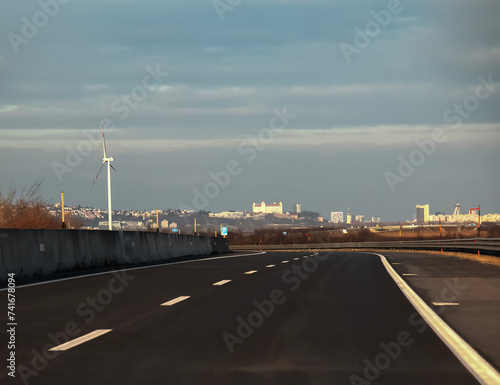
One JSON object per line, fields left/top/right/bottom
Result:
{"left": 453, "top": 204, "right": 461, "bottom": 216}
{"left": 416, "top": 204, "right": 430, "bottom": 225}
{"left": 293, "top": 203, "right": 302, "bottom": 213}
{"left": 346, "top": 207, "right": 352, "bottom": 224}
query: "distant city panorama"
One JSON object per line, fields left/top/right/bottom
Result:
{"left": 48, "top": 201, "right": 500, "bottom": 232}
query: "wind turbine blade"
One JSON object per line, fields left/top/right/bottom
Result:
{"left": 101, "top": 117, "right": 107, "bottom": 158}
{"left": 110, "top": 164, "right": 117, "bottom": 172}
{"left": 90, "top": 161, "right": 105, "bottom": 191}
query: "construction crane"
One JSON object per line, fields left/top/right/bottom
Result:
{"left": 470, "top": 205, "right": 481, "bottom": 237}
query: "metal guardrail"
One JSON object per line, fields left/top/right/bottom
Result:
{"left": 230, "top": 238, "right": 500, "bottom": 254}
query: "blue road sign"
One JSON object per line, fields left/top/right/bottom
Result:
{"left": 221, "top": 227, "right": 228, "bottom": 236}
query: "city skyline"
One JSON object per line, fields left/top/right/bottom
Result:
{"left": 48, "top": 198, "right": 499, "bottom": 225}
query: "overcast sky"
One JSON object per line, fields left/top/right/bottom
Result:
{"left": 0, "top": 0, "right": 499, "bottom": 221}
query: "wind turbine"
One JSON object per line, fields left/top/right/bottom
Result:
{"left": 91, "top": 118, "right": 116, "bottom": 230}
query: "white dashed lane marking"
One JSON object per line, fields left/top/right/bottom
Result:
{"left": 161, "top": 296, "right": 191, "bottom": 306}
{"left": 49, "top": 329, "right": 112, "bottom": 351}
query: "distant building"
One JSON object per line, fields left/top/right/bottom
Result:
{"left": 161, "top": 220, "right": 169, "bottom": 229}
{"left": 273, "top": 213, "right": 291, "bottom": 219}
{"left": 429, "top": 214, "right": 445, "bottom": 222}
{"left": 121, "top": 221, "right": 146, "bottom": 230}
{"left": 253, "top": 201, "right": 283, "bottom": 214}
{"left": 98, "top": 221, "right": 122, "bottom": 230}
{"left": 371, "top": 217, "right": 381, "bottom": 223}
{"left": 210, "top": 211, "right": 246, "bottom": 219}
{"left": 330, "top": 211, "right": 343, "bottom": 223}
{"left": 355, "top": 215, "right": 364, "bottom": 223}
{"left": 427, "top": 212, "right": 500, "bottom": 223}
{"left": 346, "top": 207, "right": 352, "bottom": 224}
{"left": 293, "top": 204, "right": 302, "bottom": 213}
{"left": 416, "top": 204, "right": 430, "bottom": 225}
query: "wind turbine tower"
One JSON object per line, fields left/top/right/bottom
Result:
{"left": 92, "top": 118, "right": 116, "bottom": 230}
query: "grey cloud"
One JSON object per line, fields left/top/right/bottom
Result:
{"left": 0, "top": 0, "right": 499, "bottom": 220}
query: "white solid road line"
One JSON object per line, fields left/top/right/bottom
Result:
{"left": 49, "top": 329, "right": 112, "bottom": 351}
{"left": 161, "top": 296, "right": 191, "bottom": 306}
{"left": 376, "top": 252, "right": 500, "bottom": 385}
{"left": 433, "top": 302, "right": 460, "bottom": 306}
{"left": 213, "top": 280, "right": 231, "bottom": 286}
{"left": 266, "top": 265, "right": 275, "bottom": 268}
{"left": 245, "top": 270, "right": 258, "bottom": 275}
{"left": 3, "top": 252, "right": 267, "bottom": 291}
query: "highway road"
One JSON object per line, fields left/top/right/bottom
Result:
{"left": 2, "top": 251, "right": 498, "bottom": 385}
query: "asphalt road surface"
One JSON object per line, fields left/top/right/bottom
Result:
{"left": 381, "top": 250, "right": 500, "bottom": 373}
{"left": 2, "top": 251, "right": 489, "bottom": 384}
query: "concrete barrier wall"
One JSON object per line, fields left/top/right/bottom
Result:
{"left": 0, "top": 229, "right": 229, "bottom": 281}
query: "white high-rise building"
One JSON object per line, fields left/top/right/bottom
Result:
{"left": 293, "top": 203, "right": 302, "bottom": 213}
{"left": 355, "top": 215, "right": 364, "bottom": 223}
{"left": 330, "top": 211, "right": 343, "bottom": 223}
{"left": 416, "top": 204, "right": 430, "bottom": 224}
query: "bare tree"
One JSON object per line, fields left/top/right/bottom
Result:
{"left": 0, "top": 180, "right": 61, "bottom": 229}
